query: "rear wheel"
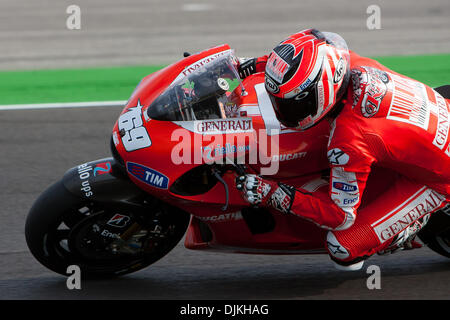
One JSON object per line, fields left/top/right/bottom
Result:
{"left": 25, "top": 180, "right": 190, "bottom": 278}
{"left": 418, "top": 208, "right": 450, "bottom": 258}
{"left": 424, "top": 230, "right": 450, "bottom": 258}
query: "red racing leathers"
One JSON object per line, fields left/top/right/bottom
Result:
{"left": 251, "top": 52, "right": 450, "bottom": 263}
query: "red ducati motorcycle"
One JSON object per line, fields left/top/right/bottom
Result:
{"left": 25, "top": 44, "right": 450, "bottom": 277}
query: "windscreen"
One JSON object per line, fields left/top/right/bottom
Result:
{"left": 147, "top": 52, "right": 242, "bottom": 121}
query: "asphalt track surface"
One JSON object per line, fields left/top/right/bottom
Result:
{"left": 0, "top": 0, "right": 450, "bottom": 301}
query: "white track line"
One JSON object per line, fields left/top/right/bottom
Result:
{"left": 181, "top": 4, "right": 213, "bottom": 12}
{"left": 0, "top": 100, "right": 127, "bottom": 111}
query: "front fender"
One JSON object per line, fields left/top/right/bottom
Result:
{"left": 62, "top": 157, "right": 145, "bottom": 202}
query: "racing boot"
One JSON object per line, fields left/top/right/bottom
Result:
{"left": 377, "top": 213, "right": 430, "bottom": 255}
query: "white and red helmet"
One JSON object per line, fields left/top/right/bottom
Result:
{"left": 265, "top": 29, "right": 350, "bottom": 129}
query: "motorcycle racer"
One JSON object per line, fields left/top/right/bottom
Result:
{"left": 236, "top": 28, "right": 450, "bottom": 270}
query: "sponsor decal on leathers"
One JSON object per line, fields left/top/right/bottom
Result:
{"left": 327, "top": 148, "right": 349, "bottom": 165}
{"left": 371, "top": 187, "right": 445, "bottom": 243}
{"left": 387, "top": 73, "right": 431, "bottom": 130}
{"left": 433, "top": 93, "right": 449, "bottom": 151}
{"left": 351, "top": 67, "right": 389, "bottom": 118}
{"left": 271, "top": 151, "right": 307, "bottom": 162}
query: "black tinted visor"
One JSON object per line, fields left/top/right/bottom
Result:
{"left": 269, "top": 84, "right": 318, "bottom": 128}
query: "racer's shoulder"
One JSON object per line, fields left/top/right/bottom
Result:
{"left": 327, "top": 114, "right": 378, "bottom": 168}
{"left": 327, "top": 110, "right": 366, "bottom": 157}
{"left": 348, "top": 65, "right": 392, "bottom": 119}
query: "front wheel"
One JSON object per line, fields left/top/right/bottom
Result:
{"left": 25, "top": 180, "right": 190, "bottom": 278}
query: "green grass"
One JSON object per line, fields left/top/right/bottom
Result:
{"left": 376, "top": 54, "right": 450, "bottom": 88}
{"left": 0, "top": 65, "right": 165, "bottom": 105}
{"left": 0, "top": 54, "right": 448, "bottom": 105}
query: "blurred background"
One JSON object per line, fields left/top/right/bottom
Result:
{"left": 1, "top": 0, "right": 449, "bottom": 70}
{"left": 0, "top": 0, "right": 449, "bottom": 105}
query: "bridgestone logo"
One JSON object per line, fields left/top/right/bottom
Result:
{"left": 371, "top": 188, "right": 445, "bottom": 243}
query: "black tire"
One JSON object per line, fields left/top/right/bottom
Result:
{"left": 418, "top": 209, "right": 450, "bottom": 258}
{"left": 424, "top": 230, "right": 450, "bottom": 258}
{"left": 25, "top": 179, "right": 190, "bottom": 278}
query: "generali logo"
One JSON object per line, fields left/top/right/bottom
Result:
{"left": 174, "top": 118, "right": 253, "bottom": 135}
{"left": 371, "top": 187, "right": 445, "bottom": 243}
{"left": 432, "top": 94, "right": 449, "bottom": 151}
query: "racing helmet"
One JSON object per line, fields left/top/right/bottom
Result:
{"left": 265, "top": 29, "right": 350, "bottom": 129}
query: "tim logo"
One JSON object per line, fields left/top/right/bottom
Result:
{"left": 333, "top": 182, "right": 357, "bottom": 192}
{"left": 93, "top": 162, "right": 112, "bottom": 176}
{"left": 107, "top": 214, "right": 130, "bottom": 228}
{"left": 127, "top": 162, "right": 169, "bottom": 189}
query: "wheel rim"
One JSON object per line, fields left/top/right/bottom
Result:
{"left": 42, "top": 200, "right": 188, "bottom": 275}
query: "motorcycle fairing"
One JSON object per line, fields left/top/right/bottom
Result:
{"left": 109, "top": 46, "right": 423, "bottom": 254}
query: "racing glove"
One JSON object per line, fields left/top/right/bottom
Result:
{"left": 236, "top": 174, "right": 295, "bottom": 214}
{"left": 238, "top": 58, "right": 257, "bottom": 79}
{"left": 237, "top": 56, "right": 268, "bottom": 79}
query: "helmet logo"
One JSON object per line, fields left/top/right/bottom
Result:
{"left": 266, "top": 45, "right": 303, "bottom": 84}
{"left": 266, "top": 52, "right": 291, "bottom": 83}
{"left": 295, "top": 91, "right": 309, "bottom": 100}
{"left": 333, "top": 58, "right": 346, "bottom": 84}
{"left": 265, "top": 76, "right": 280, "bottom": 94}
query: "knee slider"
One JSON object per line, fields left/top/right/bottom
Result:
{"left": 326, "top": 231, "right": 351, "bottom": 261}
